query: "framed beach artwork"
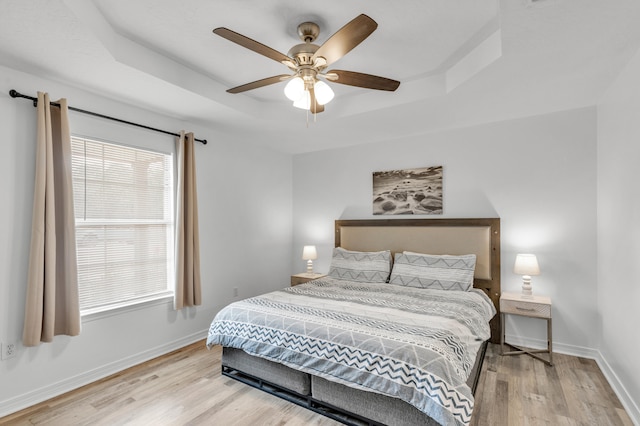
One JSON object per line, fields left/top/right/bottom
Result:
{"left": 372, "top": 166, "right": 443, "bottom": 215}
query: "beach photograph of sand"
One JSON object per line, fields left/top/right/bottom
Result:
{"left": 372, "top": 166, "right": 443, "bottom": 215}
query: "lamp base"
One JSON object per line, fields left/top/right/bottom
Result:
{"left": 521, "top": 275, "right": 533, "bottom": 298}
{"left": 306, "top": 259, "right": 314, "bottom": 274}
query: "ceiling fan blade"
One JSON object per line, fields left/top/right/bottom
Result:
{"left": 227, "top": 74, "right": 292, "bottom": 94}
{"left": 213, "top": 27, "right": 292, "bottom": 65}
{"left": 309, "top": 87, "right": 324, "bottom": 114}
{"left": 327, "top": 70, "right": 400, "bottom": 91}
{"left": 312, "top": 14, "right": 378, "bottom": 67}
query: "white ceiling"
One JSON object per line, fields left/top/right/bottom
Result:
{"left": 1, "top": 0, "right": 640, "bottom": 154}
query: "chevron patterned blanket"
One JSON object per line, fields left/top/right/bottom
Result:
{"left": 206, "top": 278, "right": 495, "bottom": 425}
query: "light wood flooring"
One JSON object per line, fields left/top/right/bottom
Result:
{"left": 0, "top": 341, "right": 633, "bottom": 426}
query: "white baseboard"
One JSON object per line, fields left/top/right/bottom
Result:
{"left": 0, "top": 330, "right": 207, "bottom": 419}
{"left": 504, "top": 333, "right": 599, "bottom": 358}
{"left": 593, "top": 350, "right": 640, "bottom": 426}
{"left": 504, "top": 334, "right": 639, "bottom": 426}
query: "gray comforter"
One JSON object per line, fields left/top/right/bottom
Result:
{"left": 206, "top": 277, "right": 495, "bottom": 426}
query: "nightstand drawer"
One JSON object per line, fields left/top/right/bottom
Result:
{"left": 501, "top": 298, "right": 551, "bottom": 318}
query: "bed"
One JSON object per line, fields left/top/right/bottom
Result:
{"left": 207, "top": 218, "right": 501, "bottom": 426}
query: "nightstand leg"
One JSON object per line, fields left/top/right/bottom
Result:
{"left": 547, "top": 317, "right": 553, "bottom": 366}
{"left": 501, "top": 312, "right": 553, "bottom": 366}
{"left": 500, "top": 312, "right": 505, "bottom": 355}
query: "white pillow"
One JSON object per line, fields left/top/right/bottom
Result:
{"left": 328, "top": 247, "right": 392, "bottom": 283}
{"left": 389, "top": 252, "right": 476, "bottom": 291}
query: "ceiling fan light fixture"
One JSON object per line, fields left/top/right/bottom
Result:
{"left": 314, "top": 80, "right": 334, "bottom": 105}
{"left": 293, "top": 90, "right": 311, "bottom": 110}
{"left": 215, "top": 14, "right": 401, "bottom": 115}
{"left": 284, "top": 77, "right": 305, "bottom": 101}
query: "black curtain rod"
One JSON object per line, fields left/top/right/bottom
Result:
{"left": 9, "top": 90, "right": 207, "bottom": 145}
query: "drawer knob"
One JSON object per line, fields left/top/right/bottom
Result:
{"left": 516, "top": 306, "right": 536, "bottom": 312}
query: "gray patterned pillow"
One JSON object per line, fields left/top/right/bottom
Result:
{"left": 328, "top": 247, "right": 392, "bottom": 283}
{"left": 389, "top": 252, "right": 476, "bottom": 291}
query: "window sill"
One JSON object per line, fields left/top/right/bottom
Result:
{"left": 81, "top": 292, "right": 174, "bottom": 323}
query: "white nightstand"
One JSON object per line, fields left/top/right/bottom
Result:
{"left": 290, "top": 273, "right": 327, "bottom": 286}
{"left": 500, "top": 291, "right": 553, "bottom": 366}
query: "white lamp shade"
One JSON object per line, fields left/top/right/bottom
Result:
{"left": 284, "top": 77, "right": 305, "bottom": 101}
{"left": 514, "top": 254, "right": 540, "bottom": 276}
{"left": 302, "top": 245, "right": 317, "bottom": 260}
{"left": 314, "top": 81, "right": 334, "bottom": 105}
{"left": 293, "top": 90, "right": 311, "bottom": 110}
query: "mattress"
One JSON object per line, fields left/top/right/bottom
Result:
{"left": 207, "top": 277, "right": 496, "bottom": 426}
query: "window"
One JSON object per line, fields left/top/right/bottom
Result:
{"left": 71, "top": 136, "right": 174, "bottom": 314}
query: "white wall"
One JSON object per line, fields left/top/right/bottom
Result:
{"left": 0, "top": 66, "right": 293, "bottom": 415}
{"left": 292, "top": 107, "right": 599, "bottom": 354}
{"left": 597, "top": 47, "right": 640, "bottom": 421}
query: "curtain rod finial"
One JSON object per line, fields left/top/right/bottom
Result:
{"left": 10, "top": 89, "right": 37, "bottom": 106}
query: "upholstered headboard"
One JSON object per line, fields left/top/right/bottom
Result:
{"left": 335, "top": 218, "right": 501, "bottom": 343}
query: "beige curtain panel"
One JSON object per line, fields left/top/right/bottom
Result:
{"left": 23, "top": 92, "right": 81, "bottom": 346}
{"left": 174, "top": 131, "right": 202, "bottom": 309}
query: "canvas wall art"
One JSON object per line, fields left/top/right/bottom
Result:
{"left": 372, "top": 166, "right": 443, "bottom": 215}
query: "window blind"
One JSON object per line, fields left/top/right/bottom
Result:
{"left": 71, "top": 136, "right": 174, "bottom": 312}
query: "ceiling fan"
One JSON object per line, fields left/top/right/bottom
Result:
{"left": 213, "top": 14, "right": 400, "bottom": 114}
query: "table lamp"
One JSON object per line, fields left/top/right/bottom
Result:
{"left": 514, "top": 254, "right": 540, "bottom": 298}
{"left": 302, "top": 245, "right": 317, "bottom": 274}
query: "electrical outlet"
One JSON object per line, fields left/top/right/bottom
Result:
{"left": 1, "top": 342, "right": 18, "bottom": 360}
{"left": 233, "top": 287, "right": 239, "bottom": 297}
